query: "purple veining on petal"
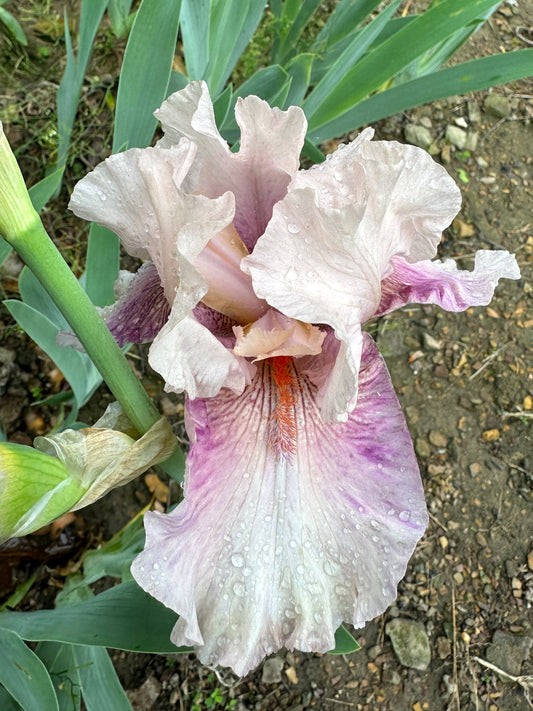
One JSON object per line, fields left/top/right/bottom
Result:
{"left": 131, "top": 334, "right": 427, "bottom": 676}
{"left": 193, "top": 301, "right": 237, "bottom": 349}
{"left": 375, "top": 251, "right": 520, "bottom": 317}
{"left": 104, "top": 262, "right": 170, "bottom": 346}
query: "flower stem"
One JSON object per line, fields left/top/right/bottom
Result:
{"left": 7, "top": 218, "right": 184, "bottom": 471}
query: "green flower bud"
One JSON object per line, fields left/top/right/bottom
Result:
{"left": 0, "top": 403, "right": 176, "bottom": 543}
{"left": 0, "top": 121, "right": 40, "bottom": 243}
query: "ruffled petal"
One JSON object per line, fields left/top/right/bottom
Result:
{"left": 292, "top": 131, "right": 461, "bottom": 263}
{"left": 132, "top": 335, "right": 427, "bottom": 676}
{"left": 156, "top": 81, "right": 307, "bottom": 249}
{"left": 69, "top": 143, "right": 235, "bottom": 304}
{"left": 148, "top": 311, "right": 255, "bottom": 399}
{"left": 375, "top": 250, "right": 521, "bottom": 317}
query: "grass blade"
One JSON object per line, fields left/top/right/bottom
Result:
{"left": 56, "top": 0, "right": 109, "bottom": 176}
{"left": 179, "top": 0, "right": 211, "bottom": 80}
{"left": 307, "top": 0, "right": 502, "bottom": 133}
{"left": 205, "top": 0, "right": 266, "bottom": 96}
{"left": 85, "top": 0, "right": 182, "bottom": 306}
{"left": 309, "top": 48, "right": 533, "bottom": 143}
{"left": 113, "top": 0, "right": 182, "bottom": 151}
{"left": 75, "top": 646, "right": 133, "bottom": 711}
{"left": 273, "top": 0, "right": 322, "bottom": 65}
{"left": 311, "top": 0, "right": 383, "bottom": 51}
{"left": 304, "top": 0, "right": 402, "bottom": 118}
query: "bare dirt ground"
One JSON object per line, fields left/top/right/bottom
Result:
{"left": 0, "top": 2, "right": 532, "bottom": 710}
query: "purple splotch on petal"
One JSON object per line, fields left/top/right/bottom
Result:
{"left": 193, "top": 301, "right": 237, "bottom": 349}
{"left": 104, "top": 262, "right": 170, "bottom": 346}
{"left": 376, "top": 251, "right": 520, "bottom": 317}
{"left": 131, "top": 334, "right": 427, "bottom": 676}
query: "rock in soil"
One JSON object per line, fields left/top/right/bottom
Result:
{"left": 485, "top": 630, "right": 533, "bottom": 678}
{"left": 386, "top": 618, "right": 431, "bottom": 671}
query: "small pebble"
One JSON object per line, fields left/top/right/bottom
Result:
{"left": 484, "top": 94, "right": 511, "bottom": 118}
{"left": 468, "top": 101, "right": 481, "bottom": 123}
{"left": 404, "top": 124, "right": 433, "bottom": 149}
{"left": 446, "top": 125, "right": 467, "bottom": 150}
{"left": 386, "top": 618, "right": 431, "bottom": 671}
{"left": 429, "top": 431, "right": 448, "bottom": 448}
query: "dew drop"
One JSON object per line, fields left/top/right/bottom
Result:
{"left": 286, "top": 266, "right": 297, "bottom": 281}
{"left": 314, "top": 611, "right": 322, "bottom": 624}
{"left": 232, "top": 582, "right": 245, "bottom": 597}
{"left": 399, "top": 510, "right": 411, "bottom": 522}
{"left": 296, "top": 564, "right": 305, "bottom": 575}
{"left": 231, "top": 553, "right": 244, "bottom": 568}
{"left": 287, "top": 223, "right": 300, "bottom": 234}
{"left": 242, "top": 567, "right": 251, "bottom": 577}
{"left": 282, "top": 620, "right": 295, "bottom": 636}
{"left": 153, "top": 562, "right": 159, "bottom": 570}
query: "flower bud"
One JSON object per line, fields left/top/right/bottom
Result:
{"left": 0, "top": 121, "right": 40, "bottom": 242}
{"left": 0, "top": 403, "right": 176, "bottom": 543}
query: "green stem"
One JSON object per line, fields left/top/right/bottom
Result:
{"left": 10, "top": 219, "right": 163, "bottom": 436}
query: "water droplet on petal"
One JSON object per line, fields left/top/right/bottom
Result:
{"left": 286, "top": 266, "right": 297, "bottom": 281}
{"left": 232, "top": 582, "right": 245, "bottom": 597}
{"left": 287, "top": 223, "right": 300, "bottom": 234}
{"left": 231, "top": 553, "right": 244, "bottom": 568}
{"left": 399, "top": 510, "right": 411, "bottom": 522}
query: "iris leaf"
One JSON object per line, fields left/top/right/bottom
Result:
{"left": 0, "top": 581, "right": 191, "bottom": 654}
{"left": 309, "top": 48, "right": 533, "bottom": 143}
{"left": 0, "top": 628, "right": 59, "bottom": 711}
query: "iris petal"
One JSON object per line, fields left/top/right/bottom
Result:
{"left": 155, "top": 81, "right": 307, "bottom": 249}
{"left": 131, "top": 335, "right": 427, "bottom": 676}
{"left": 375, "top": 250, "right": 520, "bottom": 316}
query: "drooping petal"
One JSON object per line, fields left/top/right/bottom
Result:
{"left": 242, "top": 188, "right": 379, "bottom": 420}
{"left": 292, "top": 131, "right": 462, "bottom": 263}
{"left": 375, "top": 250, "right": 521, "bottom": 317}
{"left": 69, "top": 143, "right": 235, "bottom": 305}
{"left": 149, "top": 311, "right": 255, "bottom": 399}
{"left": 155, "top": 81, "right": 307, "bottom": 249}
{"left": 132, "top": 335, "right": 427, "bottom": 676}
{"left": 233, "top": 309, "right": 325, "bottom": 360}
{"left": 100, "top": 263, "right": 170, "bottom": 346}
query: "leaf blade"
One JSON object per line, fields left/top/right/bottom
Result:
{"left": 0, "top": 628, "right": 59, "bottom": 711}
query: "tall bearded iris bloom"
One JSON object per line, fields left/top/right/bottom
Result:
{"left": 69, "top": 81, "right": 519, "bottom": 676}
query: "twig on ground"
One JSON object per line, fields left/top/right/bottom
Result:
{"left": 473, "top": 656, "right": 533, "bottom": 708}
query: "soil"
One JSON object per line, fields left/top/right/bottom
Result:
{"left": 0, "top": 2, "right": 532, "bottom": 710}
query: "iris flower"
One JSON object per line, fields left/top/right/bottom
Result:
{"left": 69, "top": 81, "right": 519, "bottom": 675}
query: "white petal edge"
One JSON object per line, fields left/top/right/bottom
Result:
{"left": 149, "top": 311, "right": 255, "bottom": 399}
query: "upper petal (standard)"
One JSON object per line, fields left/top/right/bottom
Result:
{"left": 155, "top": 81, "right": 307, "bottom": 249}
{"left": 69, "top": 143, "right": 236, "bottom": 306}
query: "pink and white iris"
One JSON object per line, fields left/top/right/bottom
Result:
{"left": 69, "top": 81, "right": 519, "bottom": 675}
